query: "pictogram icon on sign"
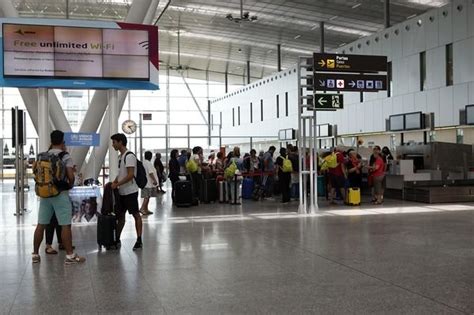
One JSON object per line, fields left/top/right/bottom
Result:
{"left": 327, "top": 59, "right": 335, "bottom": 68}
{"left": 318, "top": 60, "right": 326, "bottom": 67}
{"left": 336, "top": 80, "right": 345, "bottom": 88}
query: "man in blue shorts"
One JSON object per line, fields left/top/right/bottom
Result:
{"left": 32, "top": 130, "right": 86, "bottom": 265}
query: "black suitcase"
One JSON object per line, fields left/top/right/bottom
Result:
{"left": 200, "top": 178, "right": 217, "bottom": 203}
{"left": 97, "top": 214, "right": 118, "bottom": 250}
{"left": 174, "top": 180, "right": 193, "bottom": 207}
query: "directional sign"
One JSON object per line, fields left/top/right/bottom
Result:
{"left": 313, "top": 94, "right": 344, "bottom": 110}
{"left": 314, "top": 53, "right": 387, "bottom": 73}
{"left": 314, "top": 73, "right": 387, "bottom": 92}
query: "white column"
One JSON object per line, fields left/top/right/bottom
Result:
{"left": 38, "top": 88, "right": 50, "bottom": 152}
{"left": 108, "top": 90, "right": 119, "bottom": 181}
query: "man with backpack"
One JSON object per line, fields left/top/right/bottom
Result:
{"left": 276, "top": 147, "right": 292, "bottom": 203}
{"left": 32, "top": 130, "right": 85, "bottom": 265}
{"left": 110, "top": 133, "right": 143, "bottom": 250}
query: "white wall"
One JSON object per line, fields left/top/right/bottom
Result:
{"left": 212, "top": 1, "right": 474, "bottom": 147}
{"left": 335, "top": 0, "right": 474, "bottom": 135}
{"left": 210, "top": 68, "right": 299, "bottom": 146}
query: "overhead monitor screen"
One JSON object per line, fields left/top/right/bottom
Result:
{"left": 319, "top": 124, "right": 330, "bottom": 137}
{"left": 467, "top": 105, "right": 474, "bottom": 125}
{"left": 405, "top": 112, "right": 423, "bottom": 130}
{"left": 389, "top": 115, "right": 404, "bottom": 131}
{"left": 3, "top": 23, "right": 150, "bottom": 80}
{"left": 278, "top": 130, "right": 286, "bottom": 141}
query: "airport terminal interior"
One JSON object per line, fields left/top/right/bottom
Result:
{"left": 0, "top": 0, "right": 473, "bottom": 314}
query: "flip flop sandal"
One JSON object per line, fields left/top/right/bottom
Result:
{"left": 45, "top": 247, "right": 58, "bottom": 255}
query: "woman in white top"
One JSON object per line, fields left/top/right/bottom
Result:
{"left": 140, "top": 151, "right": 159, "bottom": 215}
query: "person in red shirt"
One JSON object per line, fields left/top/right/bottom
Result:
{"left": 368, "top": 146, "right": 385, "bottom": 204}
{"left": 328, "top": 149, "right": 347, "bottom": 205}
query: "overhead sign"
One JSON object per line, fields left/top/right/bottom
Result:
{"left": 313, "top": 94, "right": 344, "bottom": 110}
{"left": 314, "top": 73, "right": 387, "bottom": 92}
{"left": 64, "top": 132, "right": 100, "bottom": 147}
{"left": 313, "top": 53, "right": 387, "bottom": 73}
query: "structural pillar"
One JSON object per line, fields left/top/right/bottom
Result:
{"left": 247, "top": 61, "right": 251, "bottom": 85}
{"left": 277, "top": 44, "right": 282, "bottom": 72}
{"left": 108, "top": 90, "right": 119, "bottom": 181}
{"left": 320, "top": 22, "right": 325, "bottom": 53}
{"left": 38, "top": 88, "right": 49, "bottom": 152}
{"left": 384, "top": 0, "right": 390, "bottom": 28}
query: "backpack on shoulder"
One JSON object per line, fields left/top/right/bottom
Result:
{"left": 33, "top": 151, "right": 71, "bottom": 198}
{"left": 120, "top": 152, "right": 148, "bottom": 189}
{"left": 185, "top": 159, "right": 198, "bottom": 173}
{"left": 282, "top": 156, "right": 293, "bottom": 173}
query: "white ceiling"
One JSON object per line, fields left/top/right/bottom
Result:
{"left": 10, "top": 0, "right": 450, "bottom": 83}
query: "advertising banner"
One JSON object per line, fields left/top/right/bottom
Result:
{"left": 0, "top": 18, "right": 159, "bottom": 90}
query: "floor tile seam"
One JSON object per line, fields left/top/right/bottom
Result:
{"left": 8, "top": 258, "right": 30, "bottom": 315}
{"left": 239, "top": 224, "right": 468, "bottom": 314}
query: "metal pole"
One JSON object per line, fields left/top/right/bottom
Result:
{"left": 219, "top": 125, "right": 222, "bottom": 148}
{"left": 320, "top": 22, "right": 325, "bottom": 53}
{"left": 187, "top": 124, "right": 191, "bottom": 149}
{"left": 384, "top": 0, "right": 391, "bottom": 28}
{"left": 19, "top": 144, "right": 24, "bottom": 213}
{"left": 108, "top": 89, "right": 119, "bottom": 181}
{"left": 165, "top": 124, "right": 169, "bottom": 170}
{"left": 20, "top": 110, "right": 26, "bottom": 212}
{"left": 247, "top": 60, "right": 251, "bottom": 85}
{"left": 277, "top": 44, "right": 282, "bottom": 72}
{"left": 66, "top": 0, "right": 69, "bottom": 19}
{"left": 14, "top": 107, "right": 20, "bottom": 216}
{"left": 308, "top": 116, "right": 315, "bottom": 214}
{"left": 297, "top": 59, "right": 304, "bottom": 214}
{"left": 207, "top": 100, "right": 211, "bottom": 147}
{"left": 139, "top": 113, "right": 143, "bottom": 161}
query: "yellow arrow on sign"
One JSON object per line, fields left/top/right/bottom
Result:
{"left": 318, "top": 59, "right": 326, "bottom": 67}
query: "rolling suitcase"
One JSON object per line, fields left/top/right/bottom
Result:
{"left": 97, "top": 214, "right": 118, "bottom": 250}
{"left": 346, "top": 187, "right": 361, "bottom": 206}
{"left": 242, "top": 177, "right": 254, "bottom": 199}
{"left": 97, "top": 182, "right": 119, "bottom": 250}
{"left": 200, "top": 178, "right": 217, "bottom": 203}
{"left": 174, "top": 180, "right": 193, "bottom": 207}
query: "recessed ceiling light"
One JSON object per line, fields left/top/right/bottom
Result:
{"left": 352, "top": 3, "right": 361, "bottom": 9}
{"left": 330, "top": 16, "right": 338, "bottom": 21}
{"left": 310, "top": 24, "right": 318, "bottom": 30}
{"left": 294, "top": 34, "right": 301, "bottom": 39}
{"left": 407, "top": 14, "right": 417, "bottom": 19}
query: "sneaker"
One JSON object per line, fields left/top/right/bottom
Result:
{"left": 32, "top": 254, "right": 41, "bottom": 264}
{"left": 133, "top": 241, "right": 142, "bottom": 250}
{"left": 144, "top": 210, "right": 154, "bottom": 215}
{"left": 64, "top": 254, "right": 86, "bottom": 265}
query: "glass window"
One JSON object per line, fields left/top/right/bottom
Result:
{"left": 260, "top": 99, "right": 264, "bottom": 121}
{"left": 285, "top": 92, "right": 289, "bottom": 117}
{"left": 387, "top": 61, "right": 392, "bottom": 97}
{"left": 238, "top": 106, "right": 240, "bottom": 126}
{"left": 250, "top": 102, "right": 253, "bottom": 123}
{"left": 232, "top": 108, "right": 235, "bottom": 127}
{"left": 446, "top": 44, "right": 453, "bottom": 86}
{"left": 420, "top": 52, "right": 426, "bottom": 91}
{"left": 276, "top": 94, "right": 279, "bottom": 118}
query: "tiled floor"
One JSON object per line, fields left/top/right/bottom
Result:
{"left": 1, "top": 179, "right": 473, "bottom": 314}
